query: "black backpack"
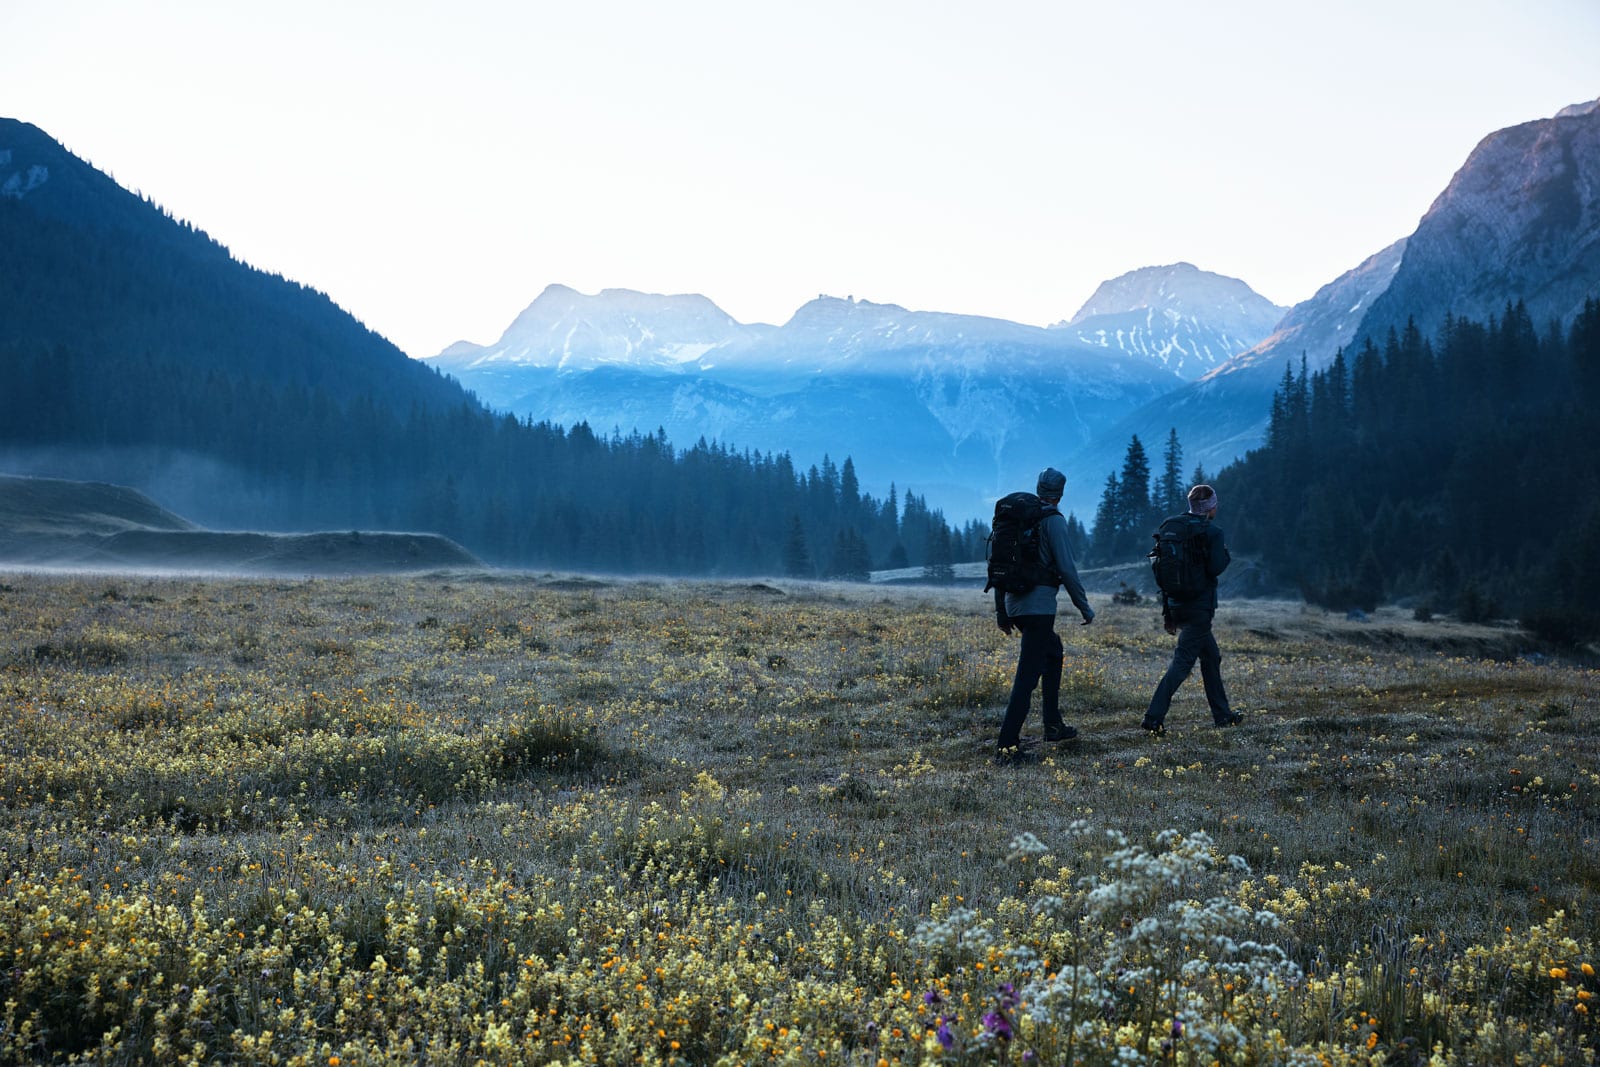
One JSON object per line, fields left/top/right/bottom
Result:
{"left": 1148, "top": 514, "right": 1211, "bottom": 600}
{"left": 984, "top": 492, "right": 1060, "bottom": 594}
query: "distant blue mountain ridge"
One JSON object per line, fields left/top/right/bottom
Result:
{"left": 426, "top": 264, "right": 1287, "bottom": 522}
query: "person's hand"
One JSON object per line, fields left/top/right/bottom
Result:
{"left": 1080, "top": 608, "right": 1095, "bottom": 626}
{"left": 1164, "top": 617, "right": 1178, "bottom": 635}
{"left": 996, "top": 614, "right": 1014, "bottom": 636}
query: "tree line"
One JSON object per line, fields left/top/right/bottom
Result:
{"left": 1222, "top": 299, "right": 1600, "bottom": 640}
{"left": 0, "top": 341, "right": 985, "bottom": 579}
{"left": 1080, "top": 298, "right": 1600, "bottom": 641}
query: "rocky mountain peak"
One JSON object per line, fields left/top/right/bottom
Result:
{"left": 1555, "top": 97, "right": 1600, "bottom": 119}
{"left": 782, "top": 295, "right": 909, "bottom": 330}
{"left": 1053, "top": 263, "right": 1286, "bottom": 380}
{"left": 1064, "top": 262, "right": 1283, "bottom": 327}
{"left": 430, "top": 285, "right": 757, "bottom": 371}
{"left": 1353, "top": 100, "right": 1600, "bottom": 348}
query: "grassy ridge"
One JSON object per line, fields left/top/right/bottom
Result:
{"left": 0, "top": 573, "right": 1596, "bottom": 1064}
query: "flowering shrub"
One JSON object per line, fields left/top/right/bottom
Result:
{"left": 912, "top": 825, "right": 1304, "bottom": 1064}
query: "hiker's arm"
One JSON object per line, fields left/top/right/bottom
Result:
{"left": 1044, "top": 514, "right": 1094, "bottom": 622}
{"left": 993, "top": 588, "right": 1013, "bottom": 633}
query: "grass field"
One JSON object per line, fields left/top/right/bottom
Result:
{"left": 0, "top": 571, "right": 1596, "bottom": 1065}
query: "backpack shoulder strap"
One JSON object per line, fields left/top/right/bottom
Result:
{"left": 1180, "top": 515, "right": 1212, "bottom": 570}
{"left": 1034, "top": 506, "right": 1065, "bottom": 584}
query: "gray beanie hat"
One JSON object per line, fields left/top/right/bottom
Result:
{"left": 1036, "top": 467, "right": 1066, "bottom": 497}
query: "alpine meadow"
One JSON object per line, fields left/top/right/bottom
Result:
{"left": 4, "top": 12, "right": 1600, "bottom": 1066}
{"left": 1, "top": 572, "right": 1596, "bottom": 1064}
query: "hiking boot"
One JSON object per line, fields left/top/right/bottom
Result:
{"left": 1140, "top": 719, "right": 1166, "bottom": 737}
{"left": 1215, "top": 712, "right": 1242, "bottom": 727}
{"left": 1043, "top": 725, "right": 1078, "bottom": 743}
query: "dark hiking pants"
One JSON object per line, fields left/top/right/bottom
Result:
{"left": 998, "top": 614, "right": 1065, "bottom": 748}
{"left": 1145, "top": 611, "right": 1232, "bottom": 727}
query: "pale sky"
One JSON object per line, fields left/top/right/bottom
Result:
{"left": 4, "top": 1, "right": 1598, "bottom": 359}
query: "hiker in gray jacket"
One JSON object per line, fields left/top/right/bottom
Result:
{"left": 993, "top": 467, "right": 1095, "bottom": 759}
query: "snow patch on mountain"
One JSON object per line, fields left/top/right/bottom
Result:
{"left": 429, "top": 284, "right": 766, "bottom": 373}
{"left": 1050, "top": 263, "right": 1285, "bottom": 380}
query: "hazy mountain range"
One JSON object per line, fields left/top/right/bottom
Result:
{"left": 427, "top": 265, "right": 1287, "bottom": 519}
{"left": 428, "top": 97, "right": 1600, "bottom": 521}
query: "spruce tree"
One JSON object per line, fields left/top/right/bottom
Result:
{"left": 846, "top": 528, "right": 873, "bottom": 581}
{"left": 825, "top": 528, "right": 872, "bottom": 582}
{"left": 1089, "top": 471, "right": 1120, "bottom": 565}
{"left": 922, "top": 524, "right": 955, "bottom": 583}
{"left": 1159, "top": 428, "right": 1185, "bottom": 517}
{"left": 886, "top": 541, "right": 909, "bottom": 569}
{"left": 839, "top": 457, "right": 862, "bottom": 519}
{"left": 1572, "top": 297, "right": 1600, "bottom": 404}
{"left": 1114, "top": 435, "right": 1153, "bottom": 560}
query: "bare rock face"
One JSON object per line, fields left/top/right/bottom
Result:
{"left": 1206, "top": 240, "right": 1407, "bottom": 384}
{"left": 1358, "top": 99, "right": 1600, "bottom": 345}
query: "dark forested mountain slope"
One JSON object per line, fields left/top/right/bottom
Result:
{"left": 0, "top": 119, "right": 973, "bottom": 575}
{"left": 0, "top": 119, "right": 466, "bottom": 413}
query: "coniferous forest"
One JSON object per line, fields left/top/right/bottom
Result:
{"left": 0, "top": 337, "right": 983, "bottom": 576}
{"left": 1086, "top": 300, "right": 1600, "bottom": 641}
{"left": 1220, "top": 299, "right": 1600, "bottom": 639}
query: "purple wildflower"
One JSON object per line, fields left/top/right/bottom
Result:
{"left": 923, "top": 989, "right": 943, "bottom": 1006}
{"left": 982, "top": 1011, "right": 1014, "bottom": 1041}
{"left": 936, "top": 1020, "right": 955, "bottom": 1049}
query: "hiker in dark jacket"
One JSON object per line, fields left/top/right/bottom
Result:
{"left": 1142, "top": 483, "right": 1239, "bottom": 734}
{"left": 994, "top": 467, "right": 1095, "bottom": 759}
